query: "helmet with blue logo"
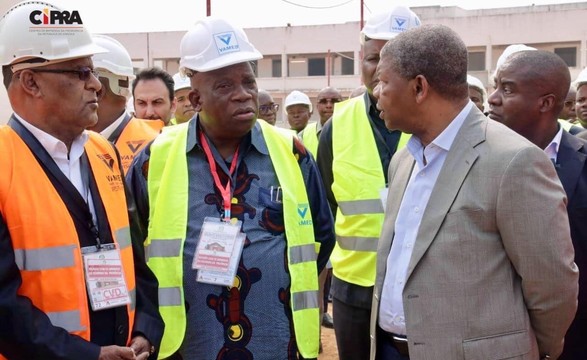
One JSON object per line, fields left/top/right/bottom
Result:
{"left": 0, "top": 1, "right": 106, "bottom": 70}
{"left": 360, "top": 6, "right": 421, "bottom": 44}
{"left": 179, "top": 17, "right": 262, "bottom": 73}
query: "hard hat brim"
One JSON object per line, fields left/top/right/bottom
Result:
{"left": 180, "top": 50, "right": 262, "bottom": 73}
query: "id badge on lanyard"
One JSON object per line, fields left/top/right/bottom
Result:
{"left": 81, "top": 243, "right": 131, "bottom": 311}
{"left": 192, "top": 217, "right": 245, "bottom": 286}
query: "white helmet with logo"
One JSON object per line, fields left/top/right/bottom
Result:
{"left": 284, "top": 90, "right": 312, "bottom": 113}
{"left": 0, "top": 1, "right": 106, "bottom": 70}
{"left": 173, "top": 72, "right": 191, "bottom": 92}
{"left": 574, "top": 67, "right": 587, "bottom": 89}
{"left": 179, "top": 17, "right": 262, "bottom": 73}
{"left": 360, "top": 6, "right": 421, "bottom": 44}
{"left": 92, "top": 34, "right": 135, "bottom": 99}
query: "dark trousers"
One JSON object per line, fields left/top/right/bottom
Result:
{"left": 323, "top": 268, "right": 332, "bottom": 313}
{"left": 376, "top": 327, "right": 409, "bottom": 360}
{"left": 332, "top": 297, "right": 371, "bottom": 360}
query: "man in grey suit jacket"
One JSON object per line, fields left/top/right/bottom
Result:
{"left": 370, "top": 24, "right": 579, "bottom": 360}
{"left": 488, "top": 50, "right": 587, "bottom": 360}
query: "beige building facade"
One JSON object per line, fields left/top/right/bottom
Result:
{"left": 2, "top": 2, "right": 587, "bottom": 125}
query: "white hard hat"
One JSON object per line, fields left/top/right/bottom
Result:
{"left": 574, "top": 67, "right": 587, "bottom": 89}
{"left": 467, "top": 75, "right": 487, "bottom": 101}
{"left": 173, "top": 72, "right": 191, "bottom": 92}
{"left": 495, "top": 44, "right": 537, "bottom": 74}
{"left": 179, "top": 17, "right": 262, "bottom": 73}
{"left": 0, "top": 1, "right": 106, "bottom": 70}
{"left": 360, "top": 6, "right": 421, "bottom": 44}
{"left": 284, "top": 90, "right": 312, "bottom": 113}
{"left": 92, "top": 34, "right": 135, "bottom": 99}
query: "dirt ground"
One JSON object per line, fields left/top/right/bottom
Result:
{"left": 318, "top": 308, "right": 339, "bottom": 360}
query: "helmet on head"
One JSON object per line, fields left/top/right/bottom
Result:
{"left": 173, "top": 72, "right": 191, "bottom": 92}
{"left": 0, "top": 1, "right": 106, "bottom": 71}
{"left": 467, "top": 75, "right": 487, "bottom": 101}
{"left": 179, "top": 17, "right": 262, "bottom": 73}
{"left": 574, "top": 67, "right": 587, "bottom": 90}
{"left": 360, "top": 6, "right": 421, "bottom": 44}
{"left": 92, "top": 34, "right": 135, "bottom": 99}
{"left": 284, "top": 90, "right": 312, "bottom": 113}
{"left": 494, "top": 44, "right": 536, "bottom": 75}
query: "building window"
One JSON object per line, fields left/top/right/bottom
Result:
{"left": 468, "top": 52, "right": 485, "bottom": 71}
{"left": 341, "top": 57, "right": 354, "bottom": 75}
{"left": 272, "top": 58, "right": 282, "bottom": 77}
{"left": 555, "top": 47, "right": 577, "bottom": 67}
{"left": 308, "top": 58, "right": 325, "bottom": 76}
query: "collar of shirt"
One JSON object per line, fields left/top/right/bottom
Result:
{"left": 544, "top": 123, "right": 563, "bottom": 163}
{"left": 185, "top": 114, "right": 269, "bottom": 156}
{"left": 100, "top": 111, "right": 128, "bottom": 140}
{"left": 13, "top": 112, "right": 89, "bottom": 163}
{"left": 406, "top": 101, "right": 473, "bottom": 169}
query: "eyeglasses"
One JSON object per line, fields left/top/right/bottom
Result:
{"left": 30, "top": 66, "right": 99, "bottom": 81}
{"left": 259, "top": 103, "right": 279, "bottom": 113}
{"left": 318, "top": 98, "right": 342, "bottom": 104}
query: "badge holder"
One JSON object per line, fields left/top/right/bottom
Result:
{"left": 81, "top": 243, "right": 131, "bottom": 311}
{"left": 192, "top": 217, "right": 245, "bottom": 286}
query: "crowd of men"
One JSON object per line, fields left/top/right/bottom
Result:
{"left": 0, "top": 1, "right": 585, "bottom": 360}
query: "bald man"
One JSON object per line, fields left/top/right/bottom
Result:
{"left": 489, "top": 50, "right": 586, "bottom": 360}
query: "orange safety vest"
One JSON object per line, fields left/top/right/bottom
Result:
{"left": 0, "top": 127, "right": 136, "bottom": 353}
{"left": 115, "top": 117, "right": 162, "bottom": 173}
{"left": 145, "top": 119, "right": 165, "bottom": 132}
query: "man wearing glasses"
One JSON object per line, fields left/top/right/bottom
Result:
{"left": 258, "top": 89, "right": 279, "bottom": 125}
{"left": 300, "top": 87, "right": 342, "bottom": 156}
{"left": 0, "top": 1, "right": 163, "bottom": 359}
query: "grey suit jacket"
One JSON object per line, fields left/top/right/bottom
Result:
{"left": 370, "top": 107, "right": 579, "bottom": 360}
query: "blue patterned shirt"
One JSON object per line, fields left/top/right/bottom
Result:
{"left": 127, "top": 117, "right": 335, "bottom": 360}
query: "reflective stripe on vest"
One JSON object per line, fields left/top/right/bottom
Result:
{"left": 300, "top": 122, "right": 319, "bottom": 156}
{"left": 115, "top": 117, "right": 161, "bottom": 174}
{"left": 147, "top": 121, "right": 320, "bottom": 358}
{"left": 147, "top": 123, "right": 189, "bottom": 358}
{"left": 47, "top": 310, "right": 86, "bottom": 333}
{"left": 331, "top": 97, "right": 410, "bottom": 287}
{"left": 0, "top": 128, "right": 136, "bottom": 345}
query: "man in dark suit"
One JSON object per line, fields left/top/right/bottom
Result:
{"left": 488, "top": 49, "right": 586, "bottom": 360}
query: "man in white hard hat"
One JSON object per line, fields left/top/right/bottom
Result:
{"left": 489, "top": 49, "right": 586, "bottom": 360}
{"left": 466, "top": 74, "right": 486, "bottom": 113}
{"left": 315, "top": 6, "right": 419, "bottom": 360}
{"left": 0, "top": 1, "right": 164, "bottom": 359}
{"left": 373, "top": 24, "right": 577, "bottom": 360}
{"left": 127, "top": 16, "right": 335, "bottom": 360}
{"left": 285, "top": 90, "right": 313, "bottom": 132}
{"left": 89, "top": 34, "right": 163, "bottom": 173}
{"left": 170, "top": 72, "right": 195, "bottom": 125}
{"left": 132, "top": 67, "right": 175, "bottom": 126}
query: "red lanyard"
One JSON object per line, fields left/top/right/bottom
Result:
{"left": 199, "top": 131, "right": 240, "bottom": 222}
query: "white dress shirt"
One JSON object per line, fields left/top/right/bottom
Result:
{"left": 14, "top": 113, "right": 97, "bottom": 224}
{"left": 100, "top": 111, "right": 128, "bottom": 140}
{"left": 544, "top": 125, "right": 563, "bottom": 163}
{"left": 379, "top": 101, "right": 473, "bottom": 335}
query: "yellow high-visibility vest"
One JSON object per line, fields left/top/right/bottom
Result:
{"left": 331, "top": 96, "right": 410, "bottom": 287}
{"left": 147, "top": 121, "right": 320, "bottom": 358}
